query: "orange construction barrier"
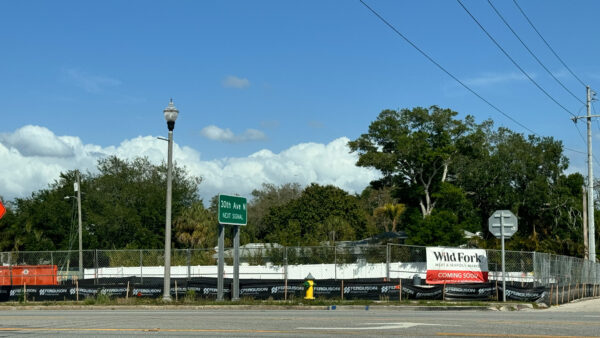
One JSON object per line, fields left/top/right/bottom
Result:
{"left": 0, "top": 265, "right": 58, "bottom": 285}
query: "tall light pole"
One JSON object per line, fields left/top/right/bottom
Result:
{"left": 76, "top": 171, "right": 83, "bottom": 279}
{"left": 163, "top": 99, "right": 179, "bottom": 302}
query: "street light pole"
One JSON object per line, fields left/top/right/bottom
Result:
{"left": 76, "top": 171, "right": 83, "bottom": 279}
{"left": 163, "top": 99, "right": 179, "bottom": 302}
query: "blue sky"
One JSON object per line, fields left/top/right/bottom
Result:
{"left": 1, "top": 0, "right": 599, "bottom": 203}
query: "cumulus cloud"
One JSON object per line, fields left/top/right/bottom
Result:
{"left": 200, "top": 125, "right": 266, "bottom": 143}
{"left": 222, "top": 75, "right": 250, "bottom": 89}
{"left": 0, "top": 125, "right": 380, "bottom": 204}
{"left": 0, "top": 125, "right": 74, "bottom": 157}
{"left": 63, "top": 68, "right": 122, "bottom": 93}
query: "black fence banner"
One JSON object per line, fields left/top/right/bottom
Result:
{"left": 500, "top": 285, "right": 547, "bottom": 302}
{"left": 70, "top": 286, "right": 99, "bottom": 299}
{"left": 401, "top": 284, "right": 443, "bottom": 300}
{"left": 443, "top": 283, "right": 496, "bottom": 300}
{"left": 0, "top": 279, "right": 557, "bottom": 303}
{"left": 0, "top": 286, "right": 10, "bottom": 302}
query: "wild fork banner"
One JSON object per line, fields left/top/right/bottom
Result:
{"left": 426, "top": 247, "right": 488, "bottom": 284}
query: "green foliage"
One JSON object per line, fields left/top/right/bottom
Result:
{"left": 174, "top": 201, "right": 216, "bottom": 249}
{"left": 351, "top": 106, "right": 589, "bottom": 256}
{"left": 0, "top": 105, "right": 593, "bottom": 258}
{"left": 184, "top": 289, "right": 197, "bottom": 303}
{"left": 373, "top": 203, "right": 406, "bottom": 232}
{"left": 244, "top": 183, "right": 302, "bottom": 243}
{"left": 405, "top": 210, "right": 465, "bottom": 246}
{"left": 349, "top": 106, "right": 485, "bottom": 217}
{"left": 1, "top": 156, "right": 201, "bottom": 251}
{"left": 85, "top": 156, "right": 200, "bottom": 249}
{"left": 263, "top": 184, "right": 368, "bottom": 246}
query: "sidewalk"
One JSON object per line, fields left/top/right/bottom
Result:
{"left": 545, "top": 297, "right": 600, "bottom": 312}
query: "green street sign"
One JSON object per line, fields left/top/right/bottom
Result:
{"left": 218, "top": 194, "right": 247, "bottom": 226}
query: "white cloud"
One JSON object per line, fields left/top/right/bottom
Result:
{"left": 0, "top": 125, "right": 380, "bottom": 204}
{"left": 0, "top": 125, "right": 74, "bottom": 157}
{"left": 200, "top": 125, "right": 266, "bottom": 143}
{"left": 63, "top": 68, "right": 121, "bottom": 93}
{"left": 222, "top": 75, "right": 250, "bottom": 89}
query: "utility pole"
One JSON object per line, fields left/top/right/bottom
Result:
{"left": 583, "top": 186, "right": 588, "bottom": 260}
{"left": 587, "top": 86, "right": 596, "bottom": 262}
{"left": 573, "top": 86, "right": 598, "bottom": 262}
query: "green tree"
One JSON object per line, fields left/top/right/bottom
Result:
{"left": 84, "top": 156, "right": 200, "bottom": 249}
{"left": 2, "top": 156, "right": 201, "bottom": 251}
{"left": 373, "top": 203, "right": 406, "bottom": 232}
{"left": 174, "top": 201, "right": 216, "bottom": 248}
{"left": 5, "top": 171, "right": 83, "bottom": 251}
{"left": 454, "top": 128, "right": 583, "bottom": 255}
{"left": 405, "top": 209, "right": 465, "bottom": 246}
{"left": 244, "top": 183, "right": 302, "bottom": 242}
{"left": 263, "top": 184, "right": 368, "bottom": 246}
{"left": 349, "top": 106, "right": 484, "bottom": 218}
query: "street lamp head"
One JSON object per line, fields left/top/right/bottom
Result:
{"left": 163, "top": 98, "right": 179, "bottom": 131}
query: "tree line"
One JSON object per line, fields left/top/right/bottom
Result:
{"left": 0, "top": 106, "right": 593, "bottom": 258}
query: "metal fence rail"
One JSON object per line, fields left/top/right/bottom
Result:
{"left": 1, "top": 244, "right": 599, "bottom": 286}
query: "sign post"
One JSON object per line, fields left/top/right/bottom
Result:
{"left": 488, "top": 210, "right": 518, "bottom": 302}
{"left": 217, "top": 194, "right": 247, "bottom": 302}
{"left": 217, "top": 224, "right": 224, "bottom": 301}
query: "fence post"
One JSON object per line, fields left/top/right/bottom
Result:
{"left": 140, "top": 249, "right": 143, "bottom": 285}
{"left": 94, "top": 249, "right": 98, "bottom": 285}
{"left": 8, "top": 252, "right": 12, "bottom": 287}
{"left": 284, "top": 247, "right": 288, "bottom": 300}
{"left": 386, "top": 244, "right": 391, "bottom": 281}
{"left": 187, "top": 248, "right": 191, "bottom": 281}
{"left": 334, "top": 246, "right": 337, "bottom": 280}
{"left": 532, "top": 251, "right": 536, "bottom": 287}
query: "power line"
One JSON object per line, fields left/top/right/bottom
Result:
{"left": 575, "top": 122, "right": 589, "bottom": 152}
{"left": 456, "top": 0, "right": 576, "bottom": 118}
{"left": 358, "top": 0, "right": 586, "bottom": 157}
{"left": 487, "top": 0, "right": 584, "bottom": 105}
{"left": 358, "top": 0, "right": 537, "bottom": 135}
{"left": 512, "top": 0, "right": 587, "bottom": 88}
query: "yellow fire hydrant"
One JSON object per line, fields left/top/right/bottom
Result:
{"left": 303, "top": 273, "right": 315, "bottom": 300}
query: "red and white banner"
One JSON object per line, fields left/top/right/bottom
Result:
{"left": 426, "top": 247, "right": 488, "bottom": 284}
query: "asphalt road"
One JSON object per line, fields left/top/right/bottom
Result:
{"left": 0, "top": 301, "right": 599, "bottom": 337}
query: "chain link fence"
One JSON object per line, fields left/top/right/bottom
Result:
{"left": 1, "top": 244, "right": 600, "bottom": 287}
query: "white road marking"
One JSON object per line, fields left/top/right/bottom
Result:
{"left": 297, "top": 322, "right": 442, "bottom": 330}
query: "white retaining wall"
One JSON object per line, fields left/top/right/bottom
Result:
{"left": 85, "top": 262, "right": 427, "bottom": 280}
{"left": 85, "top": 262, "right": 534, "bottom": 282}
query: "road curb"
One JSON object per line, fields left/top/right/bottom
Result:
{"left": 0, "top": 304, "right": 529, "bottom": 311}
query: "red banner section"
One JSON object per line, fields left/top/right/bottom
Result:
{"left": 426, "top": 270, "right": 488, "bottom": 284}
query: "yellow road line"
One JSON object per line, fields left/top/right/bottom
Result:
{"left": 0, "top": 327, "right": 291, "bottom": 333}
{"left": 437, "top": 332, "right": 598, "bottom": 338}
